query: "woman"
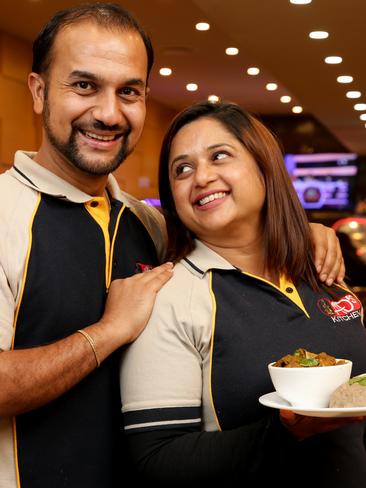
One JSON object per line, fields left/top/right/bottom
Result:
{"left": 120, "top": 101, "right": 366, "bottom": 486}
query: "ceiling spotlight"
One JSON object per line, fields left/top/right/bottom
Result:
{"left": 208, "top": 95, "right": 220, "bottom": 103}
{"left": 290, "top": 0, "right": 312, "bottom": 4}
{"left": 346, "top": 91, "right": 361, "bottom": 99}
{"left": 247, "top": 67, "right": 260, "bottom": 75}
{"left": 360, "top": 114, "right": 366, "bottom": 121}
{"left": 292, "top": 106, "right": 303, "bottom": 114}
{"left": 266, "top": 83, "right": 278, "bottom": 91}
{"left": 354, "top": 104, "right": 366, "bottom": 111}
{"left": 325, "top": 56, "right": 343, "bottom": 64}
{"left": 337, "top": 75, "right": 353, "bottom": 84}
{"left": 159, "top": 67, "right": 172, "bottom": 76}
{"left": 309, "top": 31, "right": 329, "bottom": 39}
{"left": 186, "top": 83, "right": 198, "bottom": 92}
{"left": 195, "top": 22, "right": 210, "bottom": 31}
{"left": 226, "top": 47, "right": 239, "bottom": 55}
{"left": 280, "top": 95, "right": 292, "bottom": 103}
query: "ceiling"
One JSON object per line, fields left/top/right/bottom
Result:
{"left": 1, "top": 0, "right": 365, "bottom": 154}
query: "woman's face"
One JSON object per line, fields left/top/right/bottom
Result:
{"left": 168, "top": 117, "right": 266, "bottom": 244}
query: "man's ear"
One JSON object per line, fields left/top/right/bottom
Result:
{"left": 145, "top": 86, "right": 150, "bottom": 100}
{"left": 28, "top": 72, "right": 46, "bottom": 114}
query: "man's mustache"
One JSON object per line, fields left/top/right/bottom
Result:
{"left": 73, "top": 120, "right": 132, "bottom": 137}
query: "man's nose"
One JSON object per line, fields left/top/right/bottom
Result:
{"left": 92, "top": 91, "right": 124, "bottom": 127}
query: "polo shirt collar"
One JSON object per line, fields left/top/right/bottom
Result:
{"left": 182, "top": 239, "right": 237, "bottom": 277}
{"left": 9, "top": 150, "right": 129, "bottom": 204}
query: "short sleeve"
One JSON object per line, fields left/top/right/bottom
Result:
{"left": 0, "top": 264, "right": 15, "bottom": 351}
{"left": 120, "top": 270, "right": 203, "bottom": 433}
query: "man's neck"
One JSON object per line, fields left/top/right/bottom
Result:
{"left": 34, "top": 147, "right": 108, "bottom": 197}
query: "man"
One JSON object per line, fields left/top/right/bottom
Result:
{"left": 0, "top": 3, "right": 344, "bottom": 487}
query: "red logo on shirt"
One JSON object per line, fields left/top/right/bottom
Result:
{"left": 135, "top": 262, "right": 153, "bottom": 273}
{"left": 317, "top": 294, "right": 362, "bottom": 319}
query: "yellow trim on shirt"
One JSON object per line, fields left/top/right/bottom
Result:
{"left": 12, "top": 191, "right": 42, "bottom": 488}
{"left": 107, "top": 204, "right": 125, "bottom": 288}
{"left": 85, "top": 197, "right": 111, "bottom": 288}
{"left": 241, "top": 270, "right": 310, "bottom": 318}
{"left": 208, "top": 271, "right": 222, "bottom": 431}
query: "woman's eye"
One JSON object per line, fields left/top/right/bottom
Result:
{"left": 213, "top": 151, "right": 228, "bottom": 160}
{"left": 175, "top": 164, "right": 192, "bottom": 176}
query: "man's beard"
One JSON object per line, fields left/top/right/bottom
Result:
{"left": 43, "top": 99, "right": 132, "bottom": 176}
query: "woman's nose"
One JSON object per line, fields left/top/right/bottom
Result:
{"left": 194, "top": 163, "right": 218, "bottom": 186}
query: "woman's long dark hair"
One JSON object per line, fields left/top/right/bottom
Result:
{"left": 159, "top": 101, "right": 319, "bottom": 289}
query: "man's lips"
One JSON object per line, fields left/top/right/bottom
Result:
{"left": 79, "top": 129, "right": 123, "bottom": 142}
{"left": 194, "top": 191, "right": 229, "bottom": 206}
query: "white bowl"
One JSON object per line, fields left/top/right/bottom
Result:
{"left": 268, "top": 360, "right": 352, "bottom": 408}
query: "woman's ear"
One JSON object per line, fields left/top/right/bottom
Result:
{"left": 28, "top": 72, "right": 46, "bottom": 115}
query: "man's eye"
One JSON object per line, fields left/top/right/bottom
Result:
{"left": 121, "top": 87, "right": 139, "bottom": 97}
{"left": 76, "top": 81, "right": 92, "bottom": 90}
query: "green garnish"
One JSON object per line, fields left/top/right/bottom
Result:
{"left": 349, "top": 375, "right": 366, "bottom": 386}
{"left": 299, "top": 358, "right": 320, "bottom": 367}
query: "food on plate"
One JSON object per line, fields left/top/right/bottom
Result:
{"left": 273, "top": 348, "right": 346, "bottom": 368}
{"left": 329, "top": 374, "right": 366, "bottom": 407}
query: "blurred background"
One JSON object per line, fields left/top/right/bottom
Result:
{"left": 1, "top": 0, "right": 366, "bottom": 294}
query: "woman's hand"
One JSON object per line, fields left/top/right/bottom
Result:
{"left": 280, "top": 409, "right": 365, "bottom": 441}
{"left": 309, "top": 223, "right": 345, "bottom": 286}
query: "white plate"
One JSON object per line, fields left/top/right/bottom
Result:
{"left": 259, "top": 392, "right": 366, "bottom": 418}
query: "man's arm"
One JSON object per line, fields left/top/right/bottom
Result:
{"left": 309, "top": 222, "right": 345, "bottom": 285}
{"left": 0, "top": 262, "right": 173, "bottom": 417}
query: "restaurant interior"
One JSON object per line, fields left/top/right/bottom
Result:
{"left": 1, "top": 0, "right": 365, "bottom": 296}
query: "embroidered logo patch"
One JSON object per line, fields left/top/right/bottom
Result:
{"left": 135, "top": 262, "right": 154, "bottom": 273}
{"left": 317, "top": 294, "right": 362, "bottom": 323}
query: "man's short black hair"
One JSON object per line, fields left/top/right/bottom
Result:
{"left": 32, "top": 2, "right": 154, "bottom": 78}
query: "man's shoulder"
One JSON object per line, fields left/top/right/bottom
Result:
{"left": 116, "top": 189, "right": 167, "bottom": 261}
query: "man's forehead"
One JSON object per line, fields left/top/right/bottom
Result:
{"left": 54, "top": 20, "right": 140, "bottom": 49}
{"left": 50, "top": 21, "right": 147, "bottom": 77}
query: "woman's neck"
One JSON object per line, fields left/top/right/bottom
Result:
{"left": 200, "top": 233, "right": 279, "bottom": 285}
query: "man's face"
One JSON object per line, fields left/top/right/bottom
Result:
{"left": 37, "top": 21, "right": 148, "bottom": 176}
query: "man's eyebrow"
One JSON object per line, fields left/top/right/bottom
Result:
{"left": 69, "top": 70, "right": 100, "bottom": 81}
{"left": 68, "top": 71, "right": 146, "bottom": 87}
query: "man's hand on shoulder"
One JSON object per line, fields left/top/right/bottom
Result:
{"left": 309, "top": 222, "right": 345, "bottom": 286}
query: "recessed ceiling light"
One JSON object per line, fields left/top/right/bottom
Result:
{"left": 266, "top": 83, "right": 278, "bottom": 91}
{"left": 309, "top": 31, "right": 329, "bottom": 39}
{"left": 354, "top": 103, "right": 366, "bottom": 111}
{"left": 290, "top": 0, "right": 312, "bottom": 4}
{"left": 226, "top": 47, "right": 239, "bottom": 55}
{"left": 292, "top": 106, "right": 303, "bottom": 113}
{"left": 159, "top": 67, "right": 172, "bottom": 76}
{"left": 186, "top": 83, "right": 198, "bottom": 92}
{"left": 208, "top": 95, "right": 220, "bottom": 103}
{"left": 346, "top": 91, "right": 361, "bottom": 99}
{"left": 195, "top": 22, "right": 210, "bottom": 31}
{"left": 280, "top": 96, "right": 292, "bottom": 103}
{"left": 337, "top": 75, "right": 353, "bottom": 84}
{"left": 360, "top": 114, "right": 366, "bottom": 121}
{"left": 247, "top": 67, "right": 260, "bottom": 75}
{"left": 325, "top": 56, "right": 343, "bottom": 64}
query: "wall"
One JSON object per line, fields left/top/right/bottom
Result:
{"left": 0, "top": 30, "right": 176, "bottom": 199}
{"left": 0, "top": 31, "right": 39, "bottom": 171}
{"left": 114, "top": 98, "right": 175, "bottom": 199}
